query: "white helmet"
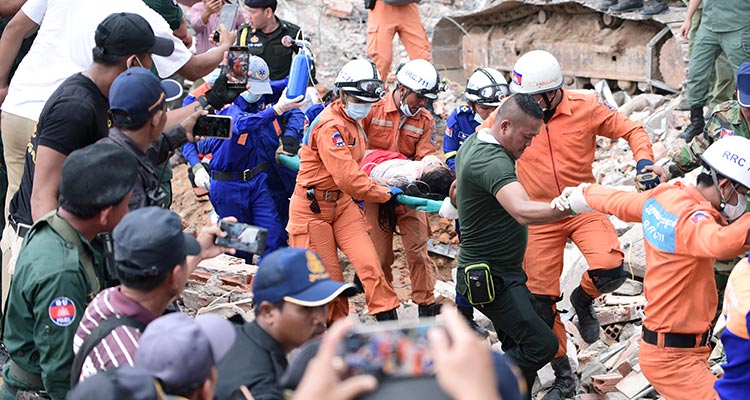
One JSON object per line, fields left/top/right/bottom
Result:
{"left": 334, "top": 59, "right": 386, "bottom": 103}
{"left": 396, "top": 59, "right": 442, "bottom": 100}
{"left": 701, "top": 135, "right": 750, "bottom": 189}
{"left": 509, "top": 50, "right": 564, "bottom": 95}
{"left": 465, "top": 67, "right": 509, "bottom": 106}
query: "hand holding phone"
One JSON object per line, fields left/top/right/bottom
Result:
{"left": 213, "top": 2, "right": 239, "bottom": 43}
{"left": 214, "top": 220, "right": 268, "bottom": 254}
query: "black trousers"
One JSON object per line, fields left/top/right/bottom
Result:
{"left": 458, "top": 270, "right": 557, "bottom": 398}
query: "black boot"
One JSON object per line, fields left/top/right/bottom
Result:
{"left": 678, "top": 104, "right": 706, "bottom": 141}
{"left": 609, "top": 0, "right": 643, "bottom": 12}
{"left": 418, "top": 303, "right": 439, "bottom": 317}
{"left": 541, "top": 356, "right": 576, "bottom": 400}
{"left": 458, "top": 306, "right": 490, "bottom": 338}
{"left": 570, "top": 286, "right": 600, "bottom": 344}
{"left": 352, "top": 274, "right": 364, "bottom": 294}
{"left": 597, "top": 0, "right": 616, "bottom": 10}
{"left": 640, "top": 0, "right": 667, "bottom": 15}
{"left": 374, "top": 308, "right": 398, "bottom": 321}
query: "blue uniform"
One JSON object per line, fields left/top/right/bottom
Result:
{"left": 207, "top": 95, "right": 304, "bottom": 259}
{"left": 443, "top": 104, "right": 479, "bottom": 171}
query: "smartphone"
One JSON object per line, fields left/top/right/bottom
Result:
{"left": 194, "top": 115, "right": 233, "bottom": 139}
{"left": 336, "top": 319, "right": 441, "bottom": 380}
{"left": 213, "top": 2, "right": 239, "bottom": 43}
{"left": 226, "top": 46, "right": 249, "bottom": 89}
{"left": 215, "top": 220, "right": 268, "bottom": 254}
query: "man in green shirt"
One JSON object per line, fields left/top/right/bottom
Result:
{"left": 454, "top": 94, "right": 571, "bottom": 396}
{"left": 679, "top": 0, "right": 750, "bottom": 141}
{"left": 0, "top": 142, "right": 138, "bottom": 400}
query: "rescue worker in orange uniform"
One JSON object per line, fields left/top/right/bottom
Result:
{"left": 478, "top": 50, "right": 659, "bottom": 400}
{"left": 361, "top": 59, "right": 440, "bottom": 317}
{"left": 287, "top": 59, "right": 401, "bottom": 322}
{"left": 554, "top": 135, "right": 750, "bottom": 400}
{"left": 365, "top": 0, "right": 431, "bottom": 81}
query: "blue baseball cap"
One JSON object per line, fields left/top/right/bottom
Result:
{"left": 109, "top": 67, "right": 182, "bottom": 126}
{"left": 738, "top": 62, "right": 750, "bottom": 107}
{"left": 253, "top": 248, "right": 357, "bottom": 307}
{"left": 247, "top": 56, "right": 273, "bottom": 95}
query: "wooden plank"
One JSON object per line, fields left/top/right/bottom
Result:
{"left": 615, "top": 371, "right": 651, "bottom": 398}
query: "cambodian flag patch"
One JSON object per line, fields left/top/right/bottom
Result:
{"left": 720, "top": 128, "right": 734, "bottom": 138}
{"left": 690, "top": 211, "right": 711, "bottom": 224}
{"left": 48, "top": 297, "right": 76, "bottom": 327}
{"left": 331, "top": 132, "right": 345, "bottom": 147}
{"left": 512, "top": 70, "right": 522, "bottom": 85}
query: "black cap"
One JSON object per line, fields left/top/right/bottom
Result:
{"left": 114, "top": 207, "right": 201, "bottom": 278}
{"left": 60, "top": 142, "right": 138, "bottom": 211}
{"left": 244, "top": 0, "right": 277, "bottom": 8}
{"left": 94, "top": 12, "right": 174, "bottom": 57}
{"left": 67, "top": 366, "right": 175, "bottom": 400}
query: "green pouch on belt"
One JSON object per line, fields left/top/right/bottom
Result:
{"left": 465, "top": 263, "right": 495, "bottom": 305}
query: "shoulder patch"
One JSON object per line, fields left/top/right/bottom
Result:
{"left": 720, "top": 128, "right": 735, "bottom": 138}
{"left": 49, "top": 297, "right": 76, "bottom": 327}
{"left": 331, "top": 132, "right": 345, "bottom": 147}
{"left": 689, "top": 211, "right": 711, "bottom": 224}
{"left": 445, "top": 127, "right": 453, "bottom": 137}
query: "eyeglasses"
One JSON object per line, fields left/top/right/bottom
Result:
{"left": 336, "top": 79, "right": 386, "bottom": 99}
{"left": 466, "top": 84, "right": 509, "bottom": 104}
{"left": 306, "top": 188, "right": 321, "bottom": 214}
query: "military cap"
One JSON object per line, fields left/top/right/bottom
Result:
{"left": 244, "top": 0, "right": 277, "bottom": 9}
{"left": 59, "top": 142, "right": 138, "bottom": 211}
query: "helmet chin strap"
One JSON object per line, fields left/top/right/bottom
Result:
{"left": 709, "top": 167, "right": 728, "bottom": 210}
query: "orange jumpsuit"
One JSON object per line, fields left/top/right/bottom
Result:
{"left": 480, "top": 90, "right": 654, "bottom": 357}
{"left": 366, "top": 1, "right": 431, "bottom": 81}
{"left": 361, "top": 92, "right": 437, "bottom": 306}
{"left": 584, "top": 182, "right": 750, "bottom": 400}
{"left": 288, "top": 100, "right": 399, "bottom": 322}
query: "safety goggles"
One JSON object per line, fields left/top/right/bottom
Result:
{"left": 466, "top": 84, "right": 509, "bottom": 104}
{"left": 410, "top": 81, "right": 448, "bottom": 100}
{"left": 336, "top": 79, "right": 386, "bottom": 99}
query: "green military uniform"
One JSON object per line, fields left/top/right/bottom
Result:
{"left": 454, "top": 130, "right": 557, "bottom": 389}
{"left": 686, "top": 0, "right": 750, "bottom": 106}
{"left": 683, "top": 0, "right": 734, "bottom": 107}
{"left": 142, "top": 0, "right": 184, "bottom": 30}
{"left": 1, "top": 212, "right": 105, "bottom": 400}
{"left": 664, "top": 100, "right": 750, "bottom": 180}
{"left": 663, "top": 99, "right": 749, "bottom": 324}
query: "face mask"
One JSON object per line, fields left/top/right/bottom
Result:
{"left": 474, "top": 112, "right": 485, "bottom": 124}
{"left": 346, "top": 102, "right": 372, "bottom": 120}
{"left": 241, "top": 91, "right": 263, "bottom": 104}
{"left": 400, "top": 103, "right": 421, "bottom": 117}
{"left": 721, "top": 186, "right": 747, "bottom": 221}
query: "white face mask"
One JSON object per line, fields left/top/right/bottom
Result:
{"left": 400, "top": 103, "right": 420, "bottom": 117}
{"left": 240, "top": 91, "right": 263, "bottom": 104}
{"left": 722, "top": 188, "right": 747, "bottom": 221}
{"left": 346, "top": 102, "right": 372, "bottom": 120}
{"left": 474, "top": 112, "right": 485, "bottom": 124}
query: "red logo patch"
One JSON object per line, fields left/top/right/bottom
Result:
{"left": 690, "top": 211, "right": 710, "bottom": 224}
{"left": 720, "top": 128, "right": 735, "bottom": 138}
{"left": 331, "top": 132, "right": 345, "bottom": 148}
{"left": 512, "top": 70, "right": 522, "bottom": 85}
{"left": 48, "top": 297, "right": 76, "bottom": 327}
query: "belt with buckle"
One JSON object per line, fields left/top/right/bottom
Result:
{"left": 642, "top": 327, "right": 710, "bottom": 348}
{"left": 9, "top": 216, "right": 31, "bottom": 237}
{"left": 294, "top": 186, "right": 341, "bottom": 202}
{"left": 211, "top": 162, "right": 269, "bottom": 182}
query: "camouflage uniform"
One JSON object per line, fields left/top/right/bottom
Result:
{"left": 664, "top": 100, "right": 750, "bottom": 181}
{"left": 662, "top": 99, "right": 749, "bottom": 323}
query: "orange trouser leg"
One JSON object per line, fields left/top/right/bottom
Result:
{"left": 335, "top": 200, "right": 400, "bottom": 316}
{"left": 552, "top": 306, "right": 567, "bottom": 359}
{"left": 523, "top": 219, "right": 569, "bottom": 298}
{"left": 288, "top": 195, "right": 349, "bottom": 322}
{"left": 568, "top": 212, "right": 624, "bottom": 299}
{"left": 364, "top": 202, "right": 395, "bottom": 283}
{"left": 639, "top": 341, "right": 717, "bottom": 400}
{"left": 366, "top": 2, "right": 398, "bottom": 80}
{"left": 395, "top": 205, "right": 434, "bottom": 305}
{"left": 393, "top": 4, "right": 431, "bottom": 62}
